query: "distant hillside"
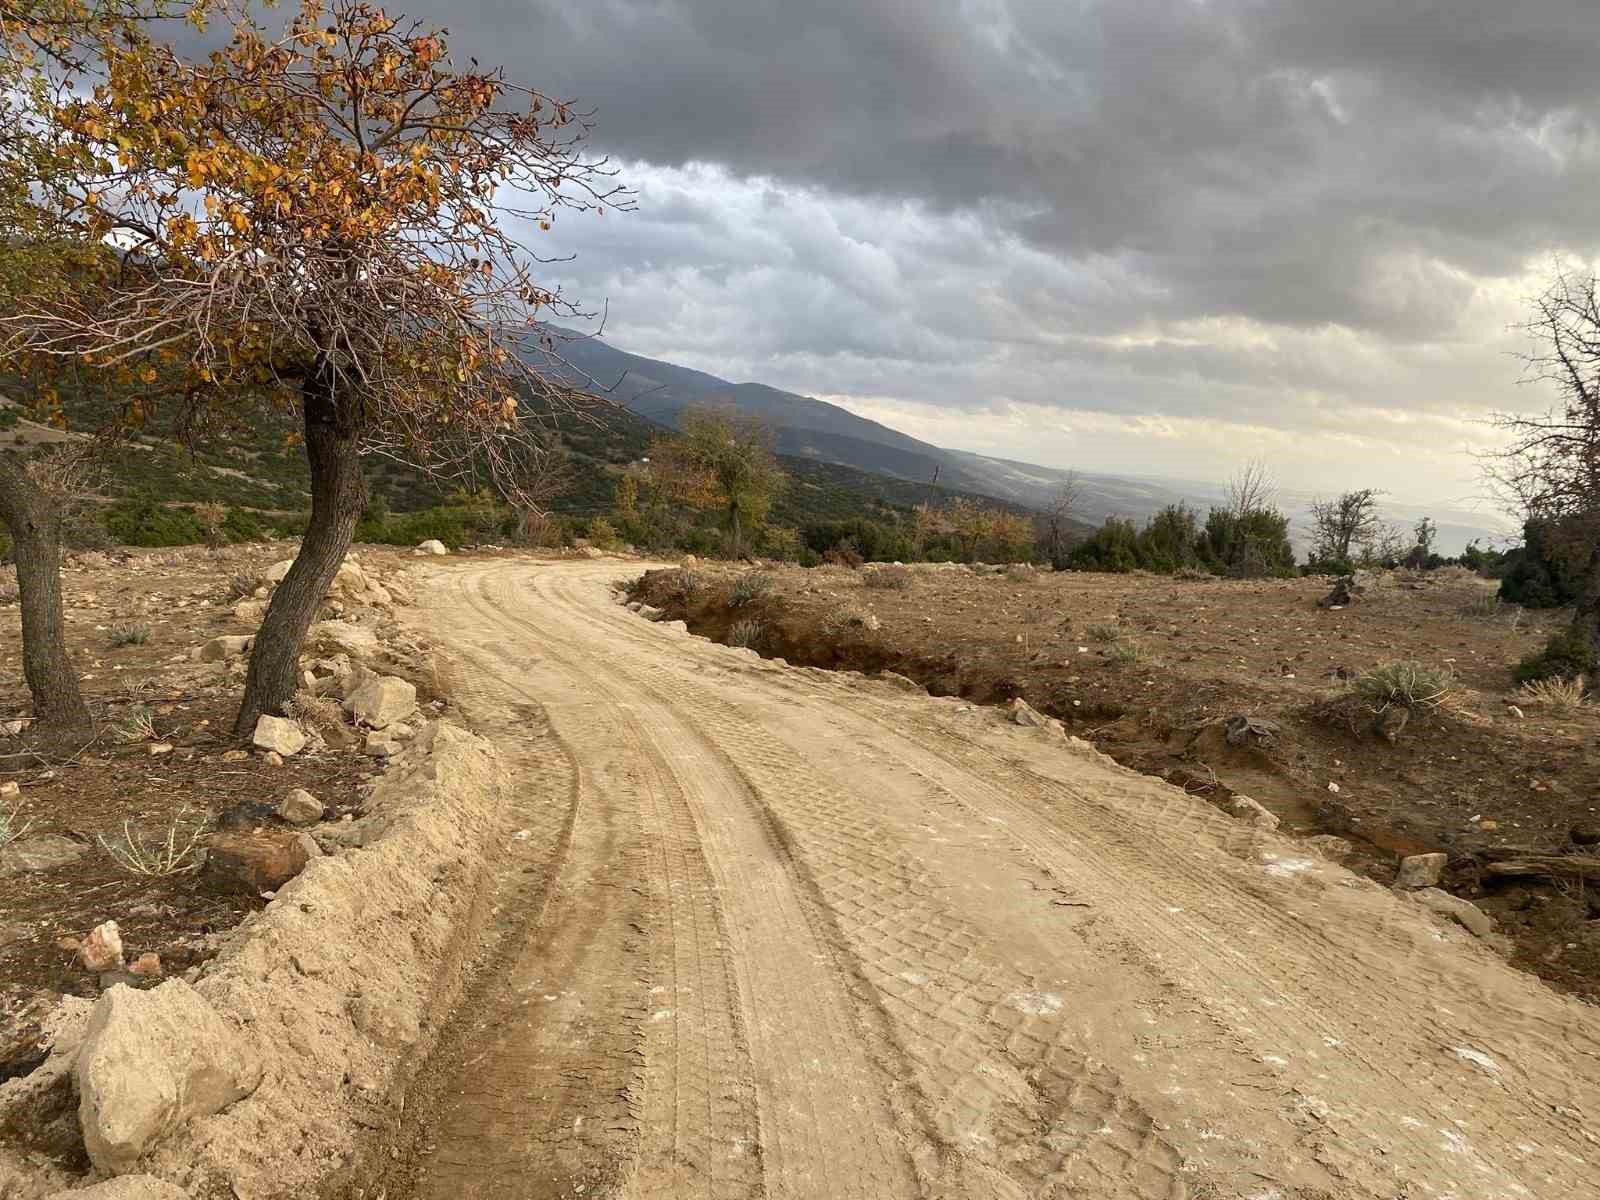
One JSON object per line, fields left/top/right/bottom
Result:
{"left": 544, "top": 331, "right": 1513, "bottom": 555}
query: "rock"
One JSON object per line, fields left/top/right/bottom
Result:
{"left": 261, "top": 750, "right": 285, "bottom": 768}
{"left": 215, "top": 800, "right": 277, "bottom": 831}
{"left": 363, "top": 580, "right": 393, "bottom": 606}
{"left": 1394, "top": 851, "right": 1448, "bottom": 890}
{"left": 44, "top": 1176, "right": 192, "bottom": 1200}
{"left": 146, "top": 742, "right": 174, "bottom": 757}
{"left": 198, "top": 634, "right": 253, "bottom": 662}
{"left": 201, "top": 829, "right": 311, "bottom": 895}
{"left": 387, "top": 721, "right": 415, "bottom": 741}
{"left": 1376, "top": 705, "right": 1409, "bottom": 743}
{"left": 336, "top": 661, "right": 379, "bottom": 702}
{"left": 307, "top": 619, "right": 380, "bottom": 658}
{"left": 0, "top": 779, "right": 18, "bottom": 800}
{"left": 263, "top": 559, "right": 295, "bottom": 583}
{"left": 277, "top": 788, "right": 323, "bottom": 825}
{"left": 1413, "top": 887, "right": 1494, "bottom": 938}
{"left": 1223, "top": 714, "right": 1280, "bottom": 747}
{"left": 219, "top": 749, "right": 249, "bottom": 764}
{"left": 416, "top": 539, "right": 448, "bottom": 556}
{"left": 231, "top": 599, "right": 266, "bottom": 625}
{"left": 345, "top": 675, "right": 417, "bottom": 729}
{"left": 1229, "top": 794, "right": 1281, "bottom": 831}
{"left": 80, "top": 921, "right": 125, "bottom": 972}
{"left": 75, "top": 978, "right": 263, "bottom": 1173}
{"left": 364, "top": 733, "right": 403, "bottom": 759}
{"left": 1317, "top": 573, "right": 1369, "bottom": 608}
{"left": 1506, "top": 704, "right": 1525, "bottom": 720}
{"left": 877, "top": 671, "right": 923, "bottom": 692}
{"left": 332, "top": 561, "right": 368, "bottom": 595}
{"left": 1, "top": 719, "right": 24, "bottom": 736}
{"left": 1571, "top": 823, "right": 1600, "bottom": 848}
{"left": 293, "top": 832, "right": 324, "bottom": 861}
{"left": 129, "top": 953, "right": 162, "bottom": 979}
{"left": 1009, "top": 698, "right": 1061, "bottom": 733}
{"left": 862, "top": 613, "right": 882, "bottom": 631}
{"left": 349, "top": 993, "right": 420, "bottom": 1049}
{"left": 636, "top": 604, "right": 663, "bottom": 620}
{"left": 251, "top": 714, "right": 307, "bottom": 758}
{"left": 1, "top": 833, "right": 87, "bottom": 874}
{"left": 1306, "top": 834, "right": 1356, "bottom": 863}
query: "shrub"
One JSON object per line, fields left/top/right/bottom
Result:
{"left": 103, "top": 499, "right": 206, "bottom": 547}
{"left": 223, "top": 572, "right": 261, "bottom": 602}
{"left": 98, "top": 812, "right": 206, "bottom": 876}
{"left": 728, "top": 572, "right": 775, "bottom": 608}
{"left": 109, "top": 623, "right": 151, "bottom": 647}
{"left": 1517, "top": 675, "right": 1588, "bottom": 711}
{"left": 727, "top": 618, "right": 763, "bottom": 649}
{"left": 1514, "top": 628, "right": 1597, "bottom": 684}
{"left": 1354, "top": 661, "right": 1455, "bottom": 712}
{"left": 1086, "top": 623, "right": 1121, "bottom": 642}
{"left": 222, "top": 506, "right": 268, "bottom": 543}
{"left": 586, "top": 516, "right": 619, "bottom": 550}
{"left": 1107, "top": 640, "right": 1145, "bottom": 665}
{"left": 1302, "top": 557, "right": 1355, "bottom": 578}
{"left": 60, "top": 508, "right": 115, "bottom": 551}
{"left": 862, "top": 564, "right": 914, "bottom": 590}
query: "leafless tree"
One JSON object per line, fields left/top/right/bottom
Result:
{"left": 1309, "top": 489, "right": 1383, "bottom": 564}
{"left": 1224, "top": 459, "right": 1275, "bottom": 519}
{"left": 1484, "top": 265, "right": 1600, "bottom": 656}
{"left": 1038, "top": 472, "right": 1082, "bottom": 570}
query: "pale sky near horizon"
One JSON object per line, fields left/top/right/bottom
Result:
{"left": 413, "top": 1, "right": 1600, "bottom": 512}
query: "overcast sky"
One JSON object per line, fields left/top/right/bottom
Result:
{"left": 428, "top": 0, "right": 1600, "bottom": 508}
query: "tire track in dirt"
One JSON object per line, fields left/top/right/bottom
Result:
{"left": 401, "top": 559, "right": 1600, "bottom": 1200}
{"left": 534, "top": 561, "right": 1600, "bottom": 1198}
{"left": 515, "top": 566, "right": 1201, "bottom": 1199}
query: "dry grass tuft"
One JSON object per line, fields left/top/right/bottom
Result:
{"left": 862, "top": 565, "right": 914, "bottom": 591}
{"left": 1517, "top": 675, "right": 1589, "bottom": 712}
{"left": 98, "top": 811, "right": 206, "bottom": 877}
{"left": 727, "top": 618, "right": 764, "bottom": 649}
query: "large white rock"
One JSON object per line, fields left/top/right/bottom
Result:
{"left": 332, "top": 561, "right": 368, "bottom": 596}
{"left": 277, "top": 788, "right": 323, "bottom": 825}
{"left": 416, "top": 539, "right": 448, "bottom": 556}
{"left": 262, "top": 559, "right": 295, "bottom": 584}
{"left": 76, "top": 980, "right": 262, "bottom": 1174}
{"left": 306, "top": 620, "right": 380, "bottom": 658}
{"left": 45, "top": 1176, "right": 191, "bottom": 1200}
{"left": 251, "top": 715, "right": 307, "bottom": 758}
{"left": 345, "top": 675, "right": 417, "bottom": 730}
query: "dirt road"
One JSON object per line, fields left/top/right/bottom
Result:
{"left": 399, "top": 557, "right": 1600, "bottom": 1200}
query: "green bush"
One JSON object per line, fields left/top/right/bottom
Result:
{"left": 103, "top": 500, "right": 206, "bottom": 547}
{"left": 1514, "top": 628, "right": 1598, "bottom": 684}
{"left": 1499, "top": 519, "right": 1587, "bottom": 608}
{"left": 728, "top": 571, "right": 775, "bottom": 608}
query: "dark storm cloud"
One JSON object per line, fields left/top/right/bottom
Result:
{"left": 367, "top": 0, "right": 1598, "bottom": 494}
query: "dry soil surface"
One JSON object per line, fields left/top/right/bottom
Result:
{"left": 370, "top": 557, "right": 1600, "bottom": 1200}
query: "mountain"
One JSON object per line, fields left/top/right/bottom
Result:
{"left": 546, "top": 332, "right": 1514, "bottom": 556}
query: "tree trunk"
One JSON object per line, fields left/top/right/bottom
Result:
{"left": 729, "top": 503, "right": 743, "bottom": 559}
{"left": 233, "top": 370, "right": 367, "bottom": 736}
{"left": 0, "top": 459, "right": 93, "bottom": 739}
{"left": 1572, "top": 543, "right": 1600, "bottom": 660}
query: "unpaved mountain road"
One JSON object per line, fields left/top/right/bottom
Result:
{"left": 394, "top": 557, "right": 1600, "bottom": 1200}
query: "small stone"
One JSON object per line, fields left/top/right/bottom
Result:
{"left": 231, "top": 599, "right": 267, "bottom": 625}
{"left": 364, "top": 733, "right": 403, "bottom": 759}
{"left": 863, "top": 613, "right": 881, "bottom": 631}
{"left": 277, "top": 788, "right": 323, "bottom": 826}
{"left": 198, "top": 635, "right": 253, "bottom": 662}
{"left": 1305, "top": 834, "right": 1356, "bottom": 863}
{"left": 387, "top": 721, "right": 415, "bottom": 741}
{"left": 129, "top": 952, "right": 162, "bottom": 979}
{"left": 1, "top": 833, "right": 88, "bottom": 874}
{"left": 1507, "top": 704, "right": 1525, "bottom": 719}
{"left": 0, "top": 720, "right": 23, "bottom": 736}
{"left": 636, "top": 604, "right": 663, "bottom": 620}
{"left": 251, "top": 714, "right": 307, "bottom": 757}
{"left": 1008, "top": 698, "right": 1062, "bottom": 733}
{"left": 80, "top": 920, "right": 124, "bottom": 972}
{"left": 263, "top": 559, "right": 295, "bottom": 583}
{"left": 1229, "top": 794, "right": 1280, "bottom": 831}
{"left": 0, "top": 780, "right": 19, "bottom": 800}
{"left": 146, "top": 742, "right": 174, "bottom": 757}
{"left": 1414, "top": 887, "right": 1494, "bottom": 938}
{"left": 416, "top": 539, "right": 448, "bottom": 556}
{"left": 261, "top": 750, "right": 284, "bottom": 767}
{"left": 202, "top": 829, "right": 311, "bottom": 895}
{"left": 219, "top": 749, "right": 250, "bottom": 763}
{"left": 1394, "top": 852, "right": 1448, "bottom": 890}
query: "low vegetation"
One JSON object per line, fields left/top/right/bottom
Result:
{"left": 1517, "top": 675, "right": 1589, "bottom": 711}
{"left": 1354, "top": 661, "right": 1456, "bottom": 713}
{"left": 97, "top": 813, "right": 207, "bottom": 878}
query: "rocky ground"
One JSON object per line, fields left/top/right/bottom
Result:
{"left": 0, "top": 541, "right": 461, "bottom": 1131}
{"left": 636, "top": 559, "right": 1600, "bottom": 1002}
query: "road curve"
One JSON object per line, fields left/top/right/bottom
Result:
{"left": 400, "top": 557, "right": 1600, "bottom": 1200}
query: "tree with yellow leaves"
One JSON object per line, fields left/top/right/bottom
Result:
{"left": 3, "top": 0, "right": 627, "bottom": 733}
